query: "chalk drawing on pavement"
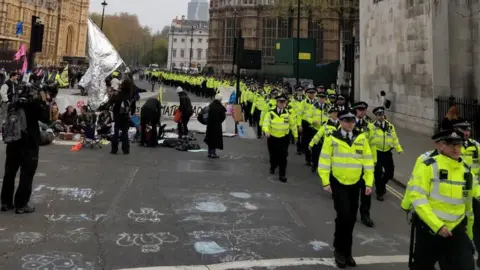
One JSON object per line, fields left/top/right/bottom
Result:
{"left": 182, "top": 212, "right": 256, "bottom": 226}
{"left": 127, "top": 208, "right": 164, "bottom": 222}
{"left": 309, "top": 240, "right": 330, "bottom": 251}
{"left": 45, "top": 214, "right": 106, "bottom": 222}
{"left": 189, "top": 226, "right": 300, "bottom": 262}
{"left": 195, "top": 202, "right": 227, "bottom": 212}
{"left": 194, "top": 241, "right": 227, "bottom": 254}
{"left": 355, "top": 232, "right": 402, "bottom": 252}
{"left": 52, "top": 228, "right": 92, "bottom": 243}
{"left": 116, "top": 232, "right": 179, "bottom": 253}
{"left": 229, "top": 192, "right": 252, "bottom": 199}
{"left": 14, "top": 232, "right": 43, "bottom": 244}
{"left": 21, "top": 251, "right": 94, "bottom": 270}
{"left": 244, "top": 202, "right": 258, "bottom": 210}
{"left": 34, "top": 186, "right": 102, "bottom": 202}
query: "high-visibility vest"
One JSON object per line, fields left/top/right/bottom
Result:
{"left": 309, "top": 120, "right": 340, "bottom": 148}
{"left": 318, "top": 129, "right": 374, "bottom": 187}
{"left": 407, "top": 154, "right": 480, "bottom": 239}
{"left": 401, "top": 150, "right": 439, "bottom": 211}
{"left": 309, "top": 102, "right": 330, "bottom": 130}
{"left": 462, "top": 139, "right": 480, "bottom": 175}
{"left": 299, "top": 99, "right": 316, "bottom": 122}
{"left": 370, "top": 120, "right": 403, "bottom": 152}
{"left": 262, "top": 110, "right": 298, "bottom": 138}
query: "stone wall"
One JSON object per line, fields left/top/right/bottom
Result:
{"left": 360, "top": 0, "right": 480, "bottom": 135}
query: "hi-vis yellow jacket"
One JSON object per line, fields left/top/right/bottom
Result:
{"left": 370, "top": 120, "right": 403, "bottom": 152}
{"left": 406, "top": 154, "right": 480, "bottom": 239}
{"left": 318, "top": 129, "right": 374, "bottom": 187}
{"left": 262, "top": 109, "right": 298, "bottom": 138}
{"left": 308, "top": 102, "right": 330, "bottom": 130}
{"left": 309, "top": 119, "right": 340, "bottom": 148}
{"left": 298, "top": 98, "right": 316, "bottom": 123}
{"left": 462, "top": 139, "right": 480, "bottom": 177}
{"left": 401, "top": 150, "right": 439, "bottom": 211}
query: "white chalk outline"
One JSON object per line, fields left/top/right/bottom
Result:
{"left": 116, "top": 255, "right": 408, "bottom": 269}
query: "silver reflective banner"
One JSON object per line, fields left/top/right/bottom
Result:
{"left": 79, "top": 19, "right": 124, "bottom": 110}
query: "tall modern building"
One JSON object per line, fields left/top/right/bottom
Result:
{"left": 188, "top": 0, "right": 209, "bottom": 21}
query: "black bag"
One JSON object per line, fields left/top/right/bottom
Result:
{"left": 119, "top": 99, "right": 131, "bottom": 115}
{"left": 385, "top": 99, "right": 392, "bottom": 109}
{"left": 198, "top": 106, "right": 209, "bottom": 125}
{"left": 40, "top": 131, "right": 54, "bottom": 146}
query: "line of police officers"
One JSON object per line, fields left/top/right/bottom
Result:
{"left": 157, "top": 73, "right": 480, "bottom": 269}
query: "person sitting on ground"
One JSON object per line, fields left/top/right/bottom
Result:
{"left": 74, "top": 105, "right": 95, "bottom": 134}
{"left": 59, "top": 105, "right": 77, "bottom": 133}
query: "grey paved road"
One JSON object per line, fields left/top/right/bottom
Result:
{"left": 0, "top": 132, "right": 411, "bottom": 269}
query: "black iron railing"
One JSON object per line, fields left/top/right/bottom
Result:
{"left": 435, "top": 96, "right": 480, "bottom": 141}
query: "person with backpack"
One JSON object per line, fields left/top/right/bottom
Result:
{"left": 0, "top": 71, "right": 18, "bottom": 122}
{"left": 1, "top": 82, "right": 48, "bottom": 214}
{"left": 108, "top": 78, "right": 135, "bottom": 154}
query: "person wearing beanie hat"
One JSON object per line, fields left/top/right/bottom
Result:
{"left": 262, "top": 94, "right": 298, "bottom": 183}
{"left": 204, "top": 93, "right": 227, "bottom": 159}
{"left": 403, "top": 129, "right": 480, "bottom": 270}
{"left": 317, "top": 109, "right": 374, "bottom": 268}
{"left": 176, "top": 86, "right": 184, "bottom": 93}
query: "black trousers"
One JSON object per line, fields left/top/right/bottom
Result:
{"left": 301, "top": 121, "right": 314, "bottom": 163}
{"left": 359, "top": 177, "right": 371, "bottom": 218}
{"left": 112, "top": 117, "right": 130, "bottom": 153}
{"left": 177, "top": 116, "right": 190, "bottom": 137}
{"left": 267, "top": 135, "right": 290, "bottom": 177}
{"left": 311, "top": 139, "right": 322, "bottom": 167}
{"left": 374, "top": 150, "right": 394, "bottom": 196}
{"left": 245, "top": 102, "right": 253, "bottom": 125}
{"left": 412, "top": 218, "right": 474, "bottom": 270}
{"left": 331, "top": 176, "right": 361, "bottom": 256}
{"left": 1, "top": 142, "right": 39, "bottom": 208}
{"left": 253, "top": 109, "right": 262, "bottom": 138}
{"left": 140, "top": 109, "right": 159, "bottom": 147}
{"left": 473, "top": 200, "right": 480, "bottom": 254}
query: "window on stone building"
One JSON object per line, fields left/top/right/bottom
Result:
{"left": 308, "top": 19, "right": 324, "bottom": 63}
{"left": 261, "top": 18, "right": 277, "bottom": 58}
{"left": 181, "top": 38, "right": 185, "bottom": 42}
{"left": 225, "top": 17, "right": 241, "bottom": 57}
{"left": 173, "top": 49, "right": 177, "bottom": 57}
{"left": 180, "top": 49, "right": 185, "bottom": 57}
{"left": 173, "top": 38, "right": 177, "bottom": 42}
{"left": 197, "top": 49, "right": 203, "bottom": 60}
{"left": 198, "top": 38, "right": 202, "bottom": 43}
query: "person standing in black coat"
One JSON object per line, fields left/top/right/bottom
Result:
{"left": 109, "top": 79, "right": 135, "bottom": 155}
{"left": 204, "top": 94, "right": 226, "bottom": 158}
{"left": 176, "top": 87, "right": 193, "bottom": 138}
{"left": 140, "top": 97, "right": 161, "bottom": 147}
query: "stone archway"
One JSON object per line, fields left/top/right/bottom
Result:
{"left": 65, "top": 25, "right": 75, "bottom": 55}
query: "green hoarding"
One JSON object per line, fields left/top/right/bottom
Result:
{"left": 275, "top": 38, "right": 316, "bottom": 66}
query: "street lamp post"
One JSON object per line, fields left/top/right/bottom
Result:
{"left": 189, "top": 25, "right": 194, "bottom": 68}
{"left": 100, "top": 0, "right": 108, "bottom": 31}
{"left": 231, "top": 9, "right": 237, "bottom": 75}
{"left": 295, "top": 0, "right": 300, "bottom": 86}
{"left": 151, "top": 36, "right": 154, "bottom": 64}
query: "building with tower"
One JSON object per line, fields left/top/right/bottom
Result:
{"left": 0, "top": 0, "right": 89, "bottom": 67}
{"left": 188, "top": 0, "right": 209, "bottom": 22}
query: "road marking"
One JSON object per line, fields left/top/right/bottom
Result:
{"left": 386, "top": 184, "right": 404, "bottom": 200}
{"left": 116, "top": 255, "right": 408, "bottom": 270}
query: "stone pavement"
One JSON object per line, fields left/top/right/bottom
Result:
{"left": 0, "top": 133, "right": 412, "bottom": 269}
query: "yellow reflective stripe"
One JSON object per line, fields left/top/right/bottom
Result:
{"left": 331, "top": 162, "right": 363, "bottom": 169}
{"left": 432, "top": 209, "right": 464, "bottom": 221}
{"left": 320, "top": 153, "right": 330, "bottom": 159}
{"left": 412, "top": 198, "right": 429, "bottom": 207}
{"left": 363, "top": 165, "right": 374, "bottom": 170}
{"left": 317, "top": 164, "right": 330, "bottom": 169}
{"left": 407, "top": 185, "right": 428, "bottom": 195}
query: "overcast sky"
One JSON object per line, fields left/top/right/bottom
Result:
{"left": 89, "top": 0, "right": 192, "bottom": 32}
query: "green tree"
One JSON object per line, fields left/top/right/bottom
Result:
{"left": 88, "top": 12, "right": 169, "bottom": 66}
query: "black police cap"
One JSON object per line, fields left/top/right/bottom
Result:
{"left": 337, "top": 95, "right": 345, "bottom": 100}
{"left": 328, "top": 106, "right": 339, "bottom": 113}
{"left": 431, "top": 130, "right": 464, "bottom": 144}
{"left": 453, "top": 121, "right": 471, "bottom": 130}
{"left": 351, "top": 101, "right": 368, "bottom": 109}
{"left": 373, "top": 106, "right": 385, "bottom": 115}
{"left": 317, "top": 92, "right": 327, "bottom": 98}
{"left": 328, "top": 94, "right": 337, "bottom": 98}
{"left": 338, "top": 110, "right": 356, "bottom": 120}
{"left": 276, "top": 95, "right": 288, "bottom": 101}
{"left": 306, "top": 88, "right": 317, "bottom": 93}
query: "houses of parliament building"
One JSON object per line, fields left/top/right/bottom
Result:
{"left": 0, "top": 0, "right": 89, "bottom": 67}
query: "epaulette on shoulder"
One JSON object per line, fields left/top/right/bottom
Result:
{"left": 423, "top": 158, "right": 436, "bottom": 166}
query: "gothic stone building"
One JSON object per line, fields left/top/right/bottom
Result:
{"left": 0, "top": 0, "right": 89, "bottom": 67}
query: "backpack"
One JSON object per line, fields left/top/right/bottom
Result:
{"left": 385, "top": 99, "right": 391, "bottom": 109}
{"left": 198, "top": 106, "right": 209, "bottom": 125}
{"left": 119, "top": 99, "right": 131, "bottom": 115}
{"left": 2, "top": 108, "right": 27, "bottom": 144}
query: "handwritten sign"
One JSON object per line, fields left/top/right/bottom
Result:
{"left": 135, "top": 101, "right": 210, "bottom": 119}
